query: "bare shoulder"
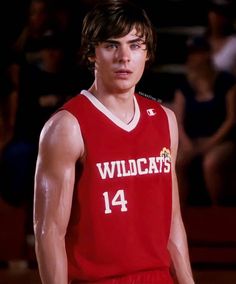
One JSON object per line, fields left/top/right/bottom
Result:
{"left": 161, "top": 105, "right": 177, "bottom": 128}
{"left": 39, "top": 110, "right": 84, "bottom": 158}
{"left": 161, "top": 104, "right": 179, "bottom": 151}
{"left": 41, "top": 110, "right": 79, "bottom": 136}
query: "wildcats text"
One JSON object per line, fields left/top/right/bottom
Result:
{"left": 96, "top": 155, "right": 171, "bottom": 180}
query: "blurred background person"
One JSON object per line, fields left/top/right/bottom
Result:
{"left": 0, "top": 30, "right": 82, "bottom": 238}
{"left": 172, "top": 35, "right": 236, "bottom": 207}
{"left": 0, "top": 0, "right": 54, "bottom": 153}
{"left": 205, "top": 0, "right": 236, "bottom": 77}
{"left": 13, "top": 0, "right": 53, "bottom": 67}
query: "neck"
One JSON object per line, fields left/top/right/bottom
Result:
{"left": 88, "top": 84, "right": 135, "bottom": 124}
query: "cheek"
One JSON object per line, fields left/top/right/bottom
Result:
{"left": 134, "top": 51, "right": 148, "bottom": 65}
{"left": 95, "top": 59, "right": 111, "bottom": 74}
{"left": 94, "top": 53, "right": 113, "bottom": 71}
{"left": 135, "top": 55, "right": 147, "bottom": 72}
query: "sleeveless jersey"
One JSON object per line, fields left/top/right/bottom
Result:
{"left": 62, "top": 90, "right": 173, "bottom": 283}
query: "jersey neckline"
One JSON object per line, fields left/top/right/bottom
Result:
{"left": 81, "top": 90, "right": 140, "bottom": 132}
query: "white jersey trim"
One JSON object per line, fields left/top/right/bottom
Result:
{"left": 81, "top": 90, "right": 140, "bottom": 132}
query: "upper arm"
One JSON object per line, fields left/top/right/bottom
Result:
{"left": 163, "top": 106, "right": 195, "bottom": 283}
{"left": 163, "top": 105, "right": 181, "bottom": 222}
{"left": 34, "top": 110, "right": 84, "bottom": 239}
{"left": 163, "top": 106, "right": 179, "bottom": 174}
{"left": 172, "top": 89, "right": 186, "bottom": 125}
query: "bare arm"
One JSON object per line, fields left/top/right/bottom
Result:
{"left": 164, "top": 106, "right": 195, "bottom": 284}
{"left": 34, "top": 110, "right": 84, "bottom": 284}
{"left": 172, "top": 89, "right": 193, "bottom": 150}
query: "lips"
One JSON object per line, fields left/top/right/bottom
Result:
{"left": 114, "top": 69, "right": 132, "bottom": 79}
{"left": 115, "top": 68, "right": 132, "bottom": 74}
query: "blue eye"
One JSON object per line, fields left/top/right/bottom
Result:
{"left": 105, "top": 43, "right": 118, "bottom": 49}
{"left": 130, "top": 43, "right": 140, "bottom": 49}
{"left": 130, "top": 40, "right": 146, "bottom": 50}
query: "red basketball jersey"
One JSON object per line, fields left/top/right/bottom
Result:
{"left": 62, "top": 90, "right": 173, "bottom": 283}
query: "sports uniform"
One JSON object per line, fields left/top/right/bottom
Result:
{"left": 62, "top": 90, "right": 173, "bottom": 284}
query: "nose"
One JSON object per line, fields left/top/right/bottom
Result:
{"left": 116, "top": 45, "right": 131, "bottom": 63}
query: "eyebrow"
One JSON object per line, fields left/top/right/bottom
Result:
{"left": 104, "top": 37, "right": 146, "bottom": 45}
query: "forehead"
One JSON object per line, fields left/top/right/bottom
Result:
{"left": 107, "top": 28, "right": 145, "bottom": 41}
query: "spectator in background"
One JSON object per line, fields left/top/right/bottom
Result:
{"left": 172, "top": 36, "right": 236, "bottom": 206}
{"left": 13, "top": 0, "right": 52, "bottom": 67}
{"left": 0, "top": 0, "right": 91, "bottom": 209}
{"left": 9, "top": 0, "right": 75, "bottom": 119}
{"left": 14, "top": 30, "right": 80, "bottom": 144}
{"left": 206, "top": 0, "right": 236, "bottom": 77}
{"left": 0, "top": 30, "right": 80, "bottom": 235}
{"left": 1, "top": 0, "right": 54, "bottom": 150}
{"left": 0, "top": 44, "right": 19, "bottom": 153}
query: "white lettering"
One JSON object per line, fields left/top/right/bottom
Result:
{"left": 96, "top": 148, "right": 171, "bottom": 179}
{"left": 96, "top": 161, "right": 116, "bottom": 179}
{"left": 148, "top": 157, "right": 159, "bottom": 173}
{"left": 103, "top": 190, "right": 128, "bottom": 214}
{"left": 137, "top": 158, "right": 148, "bottom": 175}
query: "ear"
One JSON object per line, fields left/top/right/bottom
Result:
{"left": 88, "top": 56, "right": 96, "bottom": 62}
{"left": 145, "top": 54, "right": 150, "bottom": 62}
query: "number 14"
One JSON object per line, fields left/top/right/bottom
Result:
{"left": 103, "top": 189, "right": 128, "bottom": 214}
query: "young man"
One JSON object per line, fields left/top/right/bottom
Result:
{"left": 33, "top": 0, "right": 195, "bottom": 283}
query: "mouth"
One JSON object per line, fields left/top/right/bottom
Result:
{"left": 114, "top": 69, "right": 132, "bottom": 78}
{"left": 115, "top": 68, "right": 132, "bottom": 74}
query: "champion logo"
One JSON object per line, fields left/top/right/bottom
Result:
{"left": 147, "top": 108, "right": 156, "bottom": 116}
